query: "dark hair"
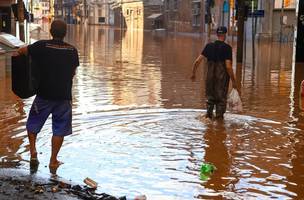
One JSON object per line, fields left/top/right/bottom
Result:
{"left": 50, "top": 20, "right": 67, "bottom": 39}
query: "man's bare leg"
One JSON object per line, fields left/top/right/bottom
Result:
{"left": 28, "top": 132, "right": 38, "bottom": 160}
{"left": 50, "top": 136, "right": 64, "bottom": 167}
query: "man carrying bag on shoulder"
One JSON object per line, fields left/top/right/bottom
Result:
{"left": 17, "top": 20, "right": 79, "bottom": 171}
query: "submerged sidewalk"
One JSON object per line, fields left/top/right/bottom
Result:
{"left": 0, "top": 168, "right": 78, "bottom": 200}
{"left": 0, "top": 168, "right": 127, "bottom": 200}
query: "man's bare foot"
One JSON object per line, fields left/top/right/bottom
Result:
{"left": 30, "top": 152, "right": 39, "bottom": 165}
{"left": 49, "top": 160, "right": 64, "bottom": 168}
{"left": 49, "top": 160, "right": 64, "bottom": 175}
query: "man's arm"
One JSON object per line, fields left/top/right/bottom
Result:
{"left": 17, "top": 46, "right": 28, "bottom": 56}
{"left": 225, "top": 59, "right": 238, "bottom": 90}
{"left": 72, "top": 49, "right": 79, "bottom": 78}
{"left": 191, "top": 54, "right": 205, "bottom": 81}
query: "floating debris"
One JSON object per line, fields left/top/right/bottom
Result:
{"left": 200, "top": 163, "right": 216, "bottom": 181}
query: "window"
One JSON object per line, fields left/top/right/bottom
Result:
{"left": 173, "top": 0, "right": 178, "bottom": 10}
{"left": 165, "top": 0, "right": 170, "bottom": 10}
{"left": 192, "top": 15, "right": 200, "bottom": 27}
{"left": 99, "top": 17, "right": 105, "bottom": 23}
{"left": 192, "top": 1, "right": 201, "bottom": 26}
{"left": 192, "top": 2, "right": 201, "bottom": 15}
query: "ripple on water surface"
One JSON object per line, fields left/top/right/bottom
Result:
{"left": 1, "top": 107, "right": 300, "bottom": 199}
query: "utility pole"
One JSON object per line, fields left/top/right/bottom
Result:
{"left": 84, "top": 0, "right": 87, "bottom": 24}
{"left": 236, "top": 0, "right": 245, "bottom": 63}
{"left": 251, "top": 0, "right": 255, "bottom": 70}
{"left": 279, "top": 0, "right": 285, "bottom": 42}
{"left": 61, "top": 0, "right": 64, "bottom": 20}
{"left": 296, "top": 0, "right": 304, "bottom": 63}
{"left": 17, "top": 0, "right": 25, "bottom": 42}
{"left": 49, "top": 0, "right": 52, "bottom": 22}
{"left": 206, "top": 0, "right": 213, "bottom": 38}
{"left": 201, "top": 0, "right": 205, "bottom": 34}
{"left": 30, "top": 0, "right": 33, "bottom": 13}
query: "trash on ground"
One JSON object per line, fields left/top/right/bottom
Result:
{"left": 134, "top": 194, "right": 147, "bottom": 200}
{"left": 84, "top": 177, "right": 98, "bottom": 189}
{"left": 70, "top": 184, "right": 126, "bottom": 200}
{"left": 0, "top": 175, "right": 127, "bottom": 200}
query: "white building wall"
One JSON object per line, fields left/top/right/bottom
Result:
{"left": 88, "top": 0, "right": 114, "bottom": 25}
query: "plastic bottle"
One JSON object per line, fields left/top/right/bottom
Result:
{"left": 200, "top": 163, "right": 216, "bottom": 181}
{"left": 200, "top": 163, "right": 216, "bottom": 174}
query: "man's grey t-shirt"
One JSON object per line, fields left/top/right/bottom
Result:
{"left": 28, "top": 39, "right": 79, "bottom": 100}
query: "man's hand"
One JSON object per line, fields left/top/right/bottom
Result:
{"left": 17, "top": 46, "right": 28, "bottom": 56}
{"left": 191, "top": 55, "right": 204, "bottom": 82}
{"left": 190, "top": 74, "right": 196, "bottom": 82}
{"left": 232, "top": 81, "right": 241, "bottom": 94}
{"left": 232, "top": 81, "right": 237, "bottom": 89}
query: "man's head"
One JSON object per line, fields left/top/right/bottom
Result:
{"left": 50, "top": 20, "right": 67, "bottom": 40}
{"left": 216, "top": 26, "right": 227, "bottom": 41}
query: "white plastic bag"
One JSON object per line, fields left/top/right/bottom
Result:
{"left": 227, "top": 89, "right": 243, "bottom": 113}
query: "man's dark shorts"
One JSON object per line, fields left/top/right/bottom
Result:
{"left": 26, "top": 96, "right": 72, "bottom": 136}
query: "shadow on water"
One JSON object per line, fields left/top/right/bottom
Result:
{"left": 0, "top": 24, "right": 304, "bottom": 199}
{"left": 197, "top": 120, "right": 231, "bottom": 199}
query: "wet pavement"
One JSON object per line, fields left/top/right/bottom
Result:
{"left": 1, "top": 24, "right": 304, "bottom": 199}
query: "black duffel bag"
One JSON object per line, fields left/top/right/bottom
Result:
{"left": 11, "top": 55, "right": 39, "bottom": 99}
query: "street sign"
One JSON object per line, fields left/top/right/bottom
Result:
{"left": 248, "top": 10, "right": 265, "bottom": 18}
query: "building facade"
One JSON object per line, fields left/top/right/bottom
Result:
{"left": 164, "top": 0, "right": 204, "bottom": 33}
{"left": 163, "top": 0, "right": 233, "bottom": 34}
{"left": 54, "top": 0, "right": 114, "bottom": 25}
{"left": 88, "top": 0, "right": 114, "bottom": 25}
{"left": 32, "top": 0, "right": 52, "bottom": 22}
{"left": 54, "top": 0, "right": 80, "bottom": 24}
{"left": 254, "top": 0, "right": 296, "bottom": 41}
{"left": 0, "top": 0, "right": 15, "bottom": 33}
{"left": 110, "top": 0, "right": 163, "bottom": 30}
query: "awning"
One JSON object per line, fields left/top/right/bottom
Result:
{"left": 147, "top": 13, "right": 163, "bottom": 19}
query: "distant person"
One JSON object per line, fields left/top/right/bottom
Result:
{"left": 18, "top": 20, "right": 79, "bottom": 171}
{"left": 191, "top": 26, "right": 238, "bottom": 120}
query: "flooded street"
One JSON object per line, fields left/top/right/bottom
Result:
{"left": 1, "top": 24, "right": 304, "bottom": 199}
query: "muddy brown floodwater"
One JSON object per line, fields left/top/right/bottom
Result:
{"left": 1, "top": 24, "right": 304, "bottom": 199}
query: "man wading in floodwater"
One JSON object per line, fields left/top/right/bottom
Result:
{"left": 191, "top": 26, "right": 238, "bottom": 120}
{"left": 18, "top": 20, "right": 79, "bottom": 171}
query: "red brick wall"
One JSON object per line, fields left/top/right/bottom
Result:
{"left": 165, "top": 0, "right": 203, "bottom": 33}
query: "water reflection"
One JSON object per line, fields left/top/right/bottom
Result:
{"left": 0, "top": 56, "right": 28, "bottom": 167}
{"left": 241, "top": 41, "right": 293, "bottom": 121}
{"left": 286, "top": 131, "right": 304, "bottom": 198}
{"left": 198, "top": 120, "right": 231, "bottom": 199}
{"left": 285, "top": 62, "right": 304, "bottom": 197}
{"left": 1, "top": 24, "right": 304, "bottom": 199}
